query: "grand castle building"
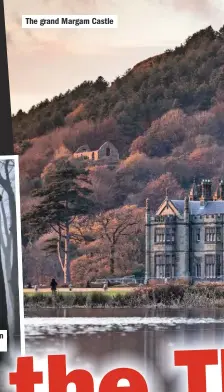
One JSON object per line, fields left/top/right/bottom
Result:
{"left": 145, "top": 179, "right": 224, "bottom": 282}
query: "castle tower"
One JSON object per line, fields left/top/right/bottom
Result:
{"left": 144, "top": 198, "right": 150, "bottom": 284}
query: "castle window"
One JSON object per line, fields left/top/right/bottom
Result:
{"left": 155, "top": 254, "right": 175, "bottom": 278}
{"left": 205, "top": 227, "right": 221, "bottom": 243}
{"left": 165, "top": 254, "right": 175, "bottom": 277}
{"left": 92, "top": 152, "right": 95, "bottom": 160}
{"left": 205, "top": 255, "right": 216, "bottom": 278}
{"left": 216, "top": 255, "right": 221, "bottom": 277}
{"left": 155, "top": 254, "right": 165, "bottom": 278}
{"left": 205, "top": 227, "right": 216, "bottom": 243}
{"left": 155, "top": 228, "right": 165, "bottom": 243}
{"left": 193, "top": 257, "right": 201, "bottom": 278}
{"left": 106, "top": 147, "right": 111, "bottom": 157}
{"left": 196, "top": 228, "right": 200, "bottom": 242}
{"left": 195, "top": 264, "right": 201, "bottom": 278}
{"left": 165, "top": 264, "right": 172, "bottom": 277}
{"left": 216, "top": 227, "right": 221, "bottom": 242}
{"left": 165, "top": 228, "right": 175, "bottom": 243}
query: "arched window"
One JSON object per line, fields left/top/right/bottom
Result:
{"left": 194, "top": 263, "right": 201, "bottom": 278}
{"left": 106, "top": 147, "right": 110, "bottom": 156}
{"left": 92, "top": 152, "right": 95, "bottom": 160}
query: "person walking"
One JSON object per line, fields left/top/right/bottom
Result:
{"left": 50, "top": 278, "right": 57, "bottom": 293}
{"left": 86, "top": 280, "right": 91, "bottom": 288}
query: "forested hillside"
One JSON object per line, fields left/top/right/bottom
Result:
{"left": 16, "top": 25, "right": 224, "bottom": 285}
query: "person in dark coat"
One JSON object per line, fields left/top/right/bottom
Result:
{"left": 50, "top": 278, "right": 57, "bottom": 292}
{"left": 86, "top": 280, "right": 91, "bottom": 288}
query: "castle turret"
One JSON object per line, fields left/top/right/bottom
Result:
{"left": 144, "top": 198, "right": 150, "bottom": 284}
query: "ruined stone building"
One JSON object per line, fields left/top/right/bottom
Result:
{"left": 145, "top": 179, "right": 224, "bottom": 282}
{"left": 73, "top": 142, "right": 119, "bottom": 166}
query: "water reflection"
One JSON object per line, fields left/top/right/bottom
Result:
{"left": 24, "top": 308, "right": 224, "bottom": 392}
{"left": 25, "top": 307, "right": 224, "bottom": 319}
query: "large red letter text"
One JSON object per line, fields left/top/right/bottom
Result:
{"left": 9, "top": 356, "right": 43, "bottom": 392}
{"left": 174, "top": 349, "right": 218, "bottom": 392}
{"left": 48, "top": 354, "right": 94, "bottom": 392}
{"left": 99, "top": 368, "right": 148, "bottom": 392}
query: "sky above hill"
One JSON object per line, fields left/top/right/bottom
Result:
{"left": 4, "top": 0, "right": 224, "bottom": 114}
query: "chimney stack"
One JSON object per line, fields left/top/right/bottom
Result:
{"left": 214, "top": 179, "right": 224, "bottom": 200}
{"left": 219, "top": 180, "right": 224, "bottom": 200}
{"left": 184, "top": 195, "right": 189, "bottom": 222}
{"left": 200, "top": 179, "right": 212, "bottom": 202}
{"left": 189, "top": 179, "right": 198, "bottom": 200}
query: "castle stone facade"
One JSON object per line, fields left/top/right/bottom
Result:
{"left": 73, "top": 142, "right": 119, "bottom": 166}
{"left": 145, "top": 179, "right": 224, "bottom": 283}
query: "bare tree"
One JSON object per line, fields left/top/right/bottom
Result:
{"left": 94, "top": 205, "right": 143, "bottom": 274}
{"left": 0, "top": 159, "right": 20, "bottom": 352}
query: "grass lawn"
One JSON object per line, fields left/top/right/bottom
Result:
{"left": 24, "top": 284, "right": 224, "bottom": 308}
{"left": 23, "top": 287, "right": 133, "bottom": 296}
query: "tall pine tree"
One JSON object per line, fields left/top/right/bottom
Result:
{"left": 23, "top": 159, "right": 93, "bottom": 284}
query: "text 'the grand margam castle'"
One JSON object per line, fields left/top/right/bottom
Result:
{"left": 145, "top": 179, "right": 224, "bottom": 283}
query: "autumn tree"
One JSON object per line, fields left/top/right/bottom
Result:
{"left": 70, "top": 254, "right": 110, "bottom": 286}
{"left": 136, "top": 173, "right": 184, "bottom": 211}
{"left": 93, "top": 205, "right": 143, "bottom": 274}
{"left": 89, "top": 166, "right": 119, "bottom": 210}
{"left": 70, "top": 209, "right": 145, "bottom": 286}
{"left": 23, "top": 159, "right": 93, "bottom": 284}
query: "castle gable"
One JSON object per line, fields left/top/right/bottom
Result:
{"left": 155, "top": 199, "right": 182, "bottom": 218}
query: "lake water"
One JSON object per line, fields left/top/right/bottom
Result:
{"left": 24, "top": 308, "right": 224, "bottom": 392}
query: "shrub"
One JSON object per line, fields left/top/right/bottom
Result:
{"left": 86, "top": 292, "right": 109, "bottom": 307}
{"left": 24, "top": 283, "right": 224, "bottom": 309}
